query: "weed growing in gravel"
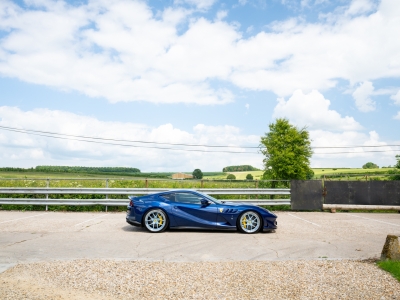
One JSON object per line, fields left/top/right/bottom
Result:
{"left": 377, "top": 261, "right": 400, "bottom": 282}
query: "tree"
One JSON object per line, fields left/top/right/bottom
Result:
{"left": 223, "top": 165, "right": 259, "bottom": 172}
{"left": 227, "top": 174, "right": 236, "bottom": 180}
{"left": 389, "top": 155, "right": 400, "bottom": 180}
{"left": 260, "top": 118, "right": 312, "bottom": 186}
{"left": 246, "top": 174, "right": 253, "bottom": 180}
{"left": 362, "top": 162, "right": 379, "bottom": 169}
{"left": 192, "top": 169, "right": 203, "bottom": 179}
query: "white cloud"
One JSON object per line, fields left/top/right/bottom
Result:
{"left": 175, "top": 0, "right": 216, "bottom": 10}
{"left": 391, "top": 90, "right": 400, "bottom": 105}
{"left": 0, "top": 106, "right": 397, "bottom": 169}
{"left": 0, "top": 0, "right": 398, "bottom": 104}
{"left": 345, "top": 0, "right": 377, "bottom": 16}
{"left": 270, "top": 88, "right": 400, "bottom": 167}
{"left": 310, "top": 130, "right": 399, "bottom": 168}
{"left": 0, "top": 106, "right": 261, "bottom": 171}
{"left": 394, "top": 111, "right": 400, "bottom": 120}
{"left": 352, "top": 81, "right": 375, "bottom": 112}
{"left": 215, "top": 10, "right": 228, "bottom": 21}
{"left": 273, "top": 89, "right": 362, "bottom": 131}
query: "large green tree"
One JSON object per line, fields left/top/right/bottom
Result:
{"left": 192, "top": 169, "right": 203, "bottom": 179}
{"left": 390, "top": 155, "right": 400, "bottom": 180}
{"left": 260, "top": 118, "right": 313, "bottom": 185}
{"left": 362, "top": 162, "right": 379, "bottom": 169}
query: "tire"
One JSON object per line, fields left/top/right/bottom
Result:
{"left": 143, "top": 209, "right": 168, "bottom": 233}
{"left": 237, "top": 211, "right": 262, "bottom": 234}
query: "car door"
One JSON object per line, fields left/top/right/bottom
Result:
{"left": 171, "top": 192, "right": 217, "bottom": 228}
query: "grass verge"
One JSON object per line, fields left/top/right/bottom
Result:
{"left": 377, "top": 260, "right": 400, "bottom": 282}
{"left": 261, "top": 205, "right": 291, "bottom": 211}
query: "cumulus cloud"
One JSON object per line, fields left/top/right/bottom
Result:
{"left": 270, "top": 88, "right": 399, "bottom": 167}
{"left": 0, "top": 105, "right": 397, "bottom": 169}
{"left": 0, "top": 0, "right": 399, "bottom": 104}
{"left": 175, "top": 0, "right": 217, "bottom": 10}
{"left": 273, "top": 89, "right": 362, "bottom": 131}
{"left": 310, "top": 130, "right": 399, "bottom": 167}
{"left": 352, "top": 81, "right": 376, "bottom": 112}
{"left": 391, "top": 90, "right": 400, "bottom": 105}
{"left": 0, "top": 106, "right": 261, "bottom": 171}
{"left": 345, "top": 0, "right": 377, "bottom": 16}
{"left": 394, "top": 111, "right": 400, "bottom": 120}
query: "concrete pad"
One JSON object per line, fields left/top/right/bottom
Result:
{"left": 0, "top": 211, "right": 399, "bottom": 265}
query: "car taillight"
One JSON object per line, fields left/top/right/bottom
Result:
{"left": 129, "top": 200, "right": 134, "bottom": 207}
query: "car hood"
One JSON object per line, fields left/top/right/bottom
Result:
{"left": 222, "top": 201, "right": 277, "bottom": 217}
{"left": 222, "top": 201, "right": 256, "bottom": 207}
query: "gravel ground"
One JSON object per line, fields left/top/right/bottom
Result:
{"left": 1, "top": 260, "right": 400, "bottom": 299}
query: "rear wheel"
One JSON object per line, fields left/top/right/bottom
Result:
{"left": 143, "top": 209, "right": 168, "bottom": 233}
{"left": 237, "top": 211, "right": 262, "bottom": 234}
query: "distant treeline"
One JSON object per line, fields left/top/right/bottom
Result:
{"left": 222, "top": 165, "right": 260, "bottom": 172}
{"left": 35, "top": 166, "right": 141, "bottom": 173}
{"left": 0, "top": 166, "right": 141, "bottom": 174}
{"left": 0, "top": 167, "right": 35, "bottom": 172}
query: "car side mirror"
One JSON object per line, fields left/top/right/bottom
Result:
{"left": 200, "top": 199, "right": 210, "bottom": 206}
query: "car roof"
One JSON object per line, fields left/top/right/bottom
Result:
{"left": 162, "top": 189, "right": 200, "bottom": 193}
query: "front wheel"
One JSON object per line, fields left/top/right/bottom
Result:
{"left": 237, "top": 211, "right": 262, "bottom": 234}
{"left": 143, "top": 209, "right": 168, "bottom": 233}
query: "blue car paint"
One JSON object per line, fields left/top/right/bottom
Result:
{"left": 126, "top": 190, "right": 277, "bottom": 232}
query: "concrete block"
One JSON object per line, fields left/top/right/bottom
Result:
{"left": 381, "top": 235, "right": 400, "bottom": 260}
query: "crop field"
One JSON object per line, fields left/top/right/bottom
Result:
{"left": 313, "top": 168, "right": 396, "bottom": 180}
{"left": 204, "top": 171, "right": 264, "bottom": 180}
{"left": 205, "top": 168, "right": 396, "bottom": 181}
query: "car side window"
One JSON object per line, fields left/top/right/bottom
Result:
{"left": 160, "top": 193, "right": 175, "bottom": 202}
{"left": 175, "top": 193, "right": 203, "bottom": 204}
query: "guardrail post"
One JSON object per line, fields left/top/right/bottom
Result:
{"left": 105, "top": 178, "right": 108, "bottom": 212}
{"left": 145, "top": 178, "right": 148, "bottom": 188}
{"left": 45, "top": 178, "right": 49, "bottom": 211}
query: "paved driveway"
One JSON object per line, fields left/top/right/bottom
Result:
{"left": 1, "top": 211, "right": 399, "bottom": 272}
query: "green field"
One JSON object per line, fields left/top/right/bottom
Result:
{"left": 1, "top": 167, "right": 395, "bottom": 182}
{"left": 313, "top": 168, "right": 383, "bottom": 175}
{"left": 313, "top": 168, "right": 396, "bottom": 180}
{"left": 205, "top": 168, "right": 397, "bottom": 181}
{"left": 203, "top": 171, "right": 263, "bottom": 180}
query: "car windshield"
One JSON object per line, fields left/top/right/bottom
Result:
{"left": 198, "top": 192, "right": 224, "bottom": 204}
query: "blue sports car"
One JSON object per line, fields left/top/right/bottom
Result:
{"left": 126, "top": 190, "right": 277, "bottom": 234}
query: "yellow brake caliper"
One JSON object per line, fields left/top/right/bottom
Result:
{"left": 242, "top": 216, "right": 247, "bottom": 228}
{"left": 158, "top": 213, "right": 163, "bottom": 225}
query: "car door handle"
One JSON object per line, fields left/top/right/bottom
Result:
{"left": 173, "top": 206, "right": 177, "bottom": 209}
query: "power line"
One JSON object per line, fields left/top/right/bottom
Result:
{"left": 313, "top": 145, "right": 400, "bottom": 148}
{"left": 0, "top": 125, "right": 399, "bottom": 154}
{"left": 0, "top": 125, "right": 260, "bottom": 149}
{"left": 313, "top": 150, "right": 400, "bottom": 154}
{"left": 0, "top": 126, "right": 259, "bottom": 154}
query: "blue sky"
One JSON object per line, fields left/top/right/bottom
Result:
{"left": 0, "top": 0, "right": 399, "bottom": 171}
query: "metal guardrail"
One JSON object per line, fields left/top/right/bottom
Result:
{"left": 0, "top": 188, "right": 290, "bottom": 195}
{"left": 0, "top": 188, "right": 291, "bottom": 207}
{"left": 0, "top": 199, "right": 290, "bottom": 206}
